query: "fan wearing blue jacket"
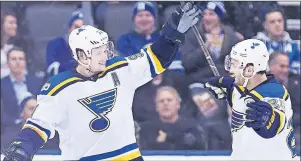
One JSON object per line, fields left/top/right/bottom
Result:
{"left": 45, "top": 11, "right": 84, "bottom": 78}
{"left": 117, "top": 2, "right": 184, "bottom": 72}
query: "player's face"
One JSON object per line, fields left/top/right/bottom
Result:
{"left": 156, "top": 90, "right": 180, "bottom": 119}
{"left": 134, "top": 11, "right": 155, "bottom": 34}
{"left": 229, "top": 59, "right": 245, "bottom": 85}
{"left": 3, "top": 15, "right": 17, "bottom": 37}
{"left": 269, "top": 55, "right": 289, "bottom": 83}
{"left": 21, "top": 98, "right": 37, "bottom": 122}
{"left": 264, "top": 12, "right": 284, "bottom": 38}
{"left": 90, "top": 45, "right": 108, "bottom": 72}
{"left": 7, "top": 50, "right": 27, "bottom": 75}
{"left": 202, "top": 9, "right": 220, "bottom": 32}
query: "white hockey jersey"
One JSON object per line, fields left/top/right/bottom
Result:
{"left": 23, "top": 46, "right": 165, "bottom": 160}
{"left": 229, "top": 76, "right": 297, "bottom": 160}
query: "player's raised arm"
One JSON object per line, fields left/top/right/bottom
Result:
{"left": 125, "top": 3, "right": 201, "bottom": 87}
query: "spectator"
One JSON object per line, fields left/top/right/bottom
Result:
{"left": 46, "top": 10, "right": 84, "bottom": 78}
{"left": 1, "top": 47, "right": 44, "bottom": 126}
{"left": 116, "top": 1, "right": 184, "bottom": 72}
{"left": 139, "top": 86, "right": 207, "bottom": 150}
{"left": 189, "top": 87, "right": 231, "bottom": 150}
{"left": 254, "top": 4, "right": 300, "bottom": 74}
{"left": 133, "top": 73, "right": 190, "bottom": 123}
{"left": 268, "top": 51, "right": 300, "bottom": 152}
{"left": 1, "top": 95, "right": 60, "bottom": 150}
{"left": 180, "top": 1, "right": 242, "bottom": 83}
{"left": 1, "top": 10, "right": 17, "bottom": 78}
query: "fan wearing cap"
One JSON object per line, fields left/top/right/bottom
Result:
{"left": 180, "top": 1, "right": 243, "bottom": 82}
{"left": 117, "top": 2, "right": 184, "bottom": 72}
{"left": 46, "top": 11, "right": 85, "bottom": 78}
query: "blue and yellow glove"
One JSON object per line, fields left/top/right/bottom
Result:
{"left": 2, "top": 139, "right": 36, "bottom": 161}
{"left": 245, "top": 100, "right": 281, "bottom": 138}
{"left": 205, "top": 76, "right": 235, "bottom": 99}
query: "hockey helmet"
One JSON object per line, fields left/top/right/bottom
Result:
{"left": 225, "top": 39, "right": 269, "bottom": 75}
{"left": 68, "top": 25, "right": 114, "bottom": 67}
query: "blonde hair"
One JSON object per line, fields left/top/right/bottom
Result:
{"left": 156, "top": 86, "right": 182, "bottom": 102}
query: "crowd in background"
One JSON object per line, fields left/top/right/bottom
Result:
{"left": 1, "top": 1, "right": 300, "bottom": 153}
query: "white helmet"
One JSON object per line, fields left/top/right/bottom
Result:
{"left": 68, "top": 25, "right": 114, "bottom": 67}
{"left": 225, "top": 39, "right": 269, "bottom": 86}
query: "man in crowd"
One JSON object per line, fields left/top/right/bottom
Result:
{"left": 46, "top": 11, "right": 84, "bottom": 77}
{"left": 254, "top": 4, "right": 300, "bottom": 74}
{"left": 268, "top": 51, "right": 300, "bottom": 152}
{"left": 139, "top": 86, "right": 207, "bottom": 150}
{"left": 180, "top": 1, "right": 242, "bottom": 83}
{"left": 1, "top": 47, "right": 43, "bottom": 126}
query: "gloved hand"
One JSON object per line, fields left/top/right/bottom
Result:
{"left": 2, "top": 139, "right": 36, "bottom": 161}
{"left": 245, "top": 101, "right": 275, "bottom": 130}
{"left": 205, "top": 76, "right": 235, "bottom": 99}
{"left": 161, "top": 2, "right": 201, "bottom": 45}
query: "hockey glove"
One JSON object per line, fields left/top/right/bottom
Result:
{"left": 205, "top": 76, "right": 235, "bottom": 99}
{"left": 2, "top": 139, "right": 36, "bottom": 161}
{"left": 161, "top": 2, "right": 201, "bottom": 45}
{"left": 245, "top": 101, "right": 274, "bottom": 130}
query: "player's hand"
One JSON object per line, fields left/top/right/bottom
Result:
{"left": 245, "top": 101, "right": 274, "bottom": 130}
{"left": 205, "top": 76, "right": 235, "bottom": 99}
{"left": 2, "top": 139, "right": 35, "bottom": 161}
{"left": 161, "top": 2, "right": 201, "bottom": 45}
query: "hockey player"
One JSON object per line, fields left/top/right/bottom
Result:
{"left": 205, "top": 39, "right": 297, "bottom": 160}
{"left": 2, "top": 2, "right": 201, "bottom": 161}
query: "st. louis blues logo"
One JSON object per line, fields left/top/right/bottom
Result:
{"left": 78, "top": 88, "right": 117, "bottom": 132}
{"left": 231, "top": 109, "right": 247, "bottom": 132}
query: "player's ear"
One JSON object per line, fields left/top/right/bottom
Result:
{"left": 243, "top": 65, "right": 254, "bottom": 78}
{"left": 76, "top": 49, "right": 88, "bottom": 64}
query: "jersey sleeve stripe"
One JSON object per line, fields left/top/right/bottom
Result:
{"left": 22, "top": 120, "right": 51, "bottom": 143}
{"left": 146, "top": 45, "right": 165, "bottom": 74}
{"left": 79, "top": 143, "right": 139, "bottom": 161}
{"left": 145, "top": 50, "right": 158, "bottom": 78}
{"left": 282, "top": 85, "right": 289, "bottom": 100}
{"left": 111, "top": 150, "right": 141, "bottom": 161}
{"left": 274, "top": 109, "right": 286, "bottom": 134}
{"left": 250, "top": 90, "right": 263, "bottom": 100}
{"left": 98, "top": 61, "right": 128, "bottom": 78}
{"left": 47, "top": 77, "right": 83, "bottom": 96}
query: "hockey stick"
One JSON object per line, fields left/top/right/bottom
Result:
{"left": 180, "top": 1, "right": 220, "bottom": 76}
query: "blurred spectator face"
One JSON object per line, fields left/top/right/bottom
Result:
{"left": 202, "top": 9, "right": 220, "bottom": 32}
{"left": 2, "top": 14, "right": 17, "bottom": 38}
{"left": 269, "top": 54, "right": 289, "bottom": 83}
{"left": 155, "top": 88, "right": 180, "bottom": 121}
{"left": 193, "top": 92, "right": 218, "bottom": 117}
{"left": 20, "top": 98, "right": 37, "bottom": 121}
{"left": 69, "top": 19, "right": 84, "bottom": 33}
{"left": 264, "top": 11, "right": 284, "bottom": 38}
{"left": 134, "top": 11, "right": 155, "bottom": 34}
{"left": 7, "top": 49, "right": 26, "bottom": 76}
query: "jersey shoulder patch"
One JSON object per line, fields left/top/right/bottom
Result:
{"left": 251, "top": 82, "right": 289, "bottom": 100}
{"left": 40, "top": 71, "right": 84, "bottom": 96}
{"left": 98, "top": 56, "right": 128, "bottom": 78}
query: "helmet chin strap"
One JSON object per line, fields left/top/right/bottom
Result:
{"left": 240, "top": 68, "right": 256, "bottom": 88}
{"left": 78, "top": 57, "right": 92, "bottom": 73}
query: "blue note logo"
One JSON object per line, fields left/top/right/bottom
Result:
{"left": 251, "top": 42, "right": 260, "bottom": 49}
{"left": 78, "top": 88, "right": 117, "bottom": 132}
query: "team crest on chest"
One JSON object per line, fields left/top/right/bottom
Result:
{"left": 77, "top": 88, "right": 117, "bottom": 132}
{"left": 231, "top": 109, "right": 247, "bottom": 132}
